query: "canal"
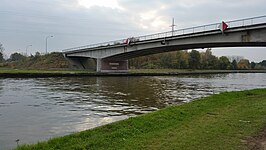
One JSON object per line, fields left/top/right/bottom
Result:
{"left": 0, "top": 73, "right": 266, "bottom": 149}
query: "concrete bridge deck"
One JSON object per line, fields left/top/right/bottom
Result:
{"left": 62, "top": 15, "right": 266, "bottom": 72}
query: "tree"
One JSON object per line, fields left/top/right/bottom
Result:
{"left": 200, "top": 48, "right": 212, "bottom": 69}
{"left": 231, "top": 60, "right": 238, "bottom": 70}
{"left": 200, "top": 49, "right": 219, "bottom": 69}
{"left": 175, "top": 51, "right": 182, "bottom": 69}
{"left": 259, "top": 60, "right": 266, "bottom": 69}
{"left": 175, "top": 51, "right": 189, "bottom": 69}
{"left": 9, "top": 52, "right": 26, "bottom": 62}
{"left": 0, "top": 43, "right": 4, "bottom": 53}
{"left": 228, "top": 56, "right": 244, "bottom": 63}
{"left": 189, "top": 50, "right": 201, "bottom": 69}
{"left": 159, "top": 52, "right": 175, "bottom": 68}
{"left": 254, "top": 64, "right": 263, "bottom": 70}
{"left": 219, "top": 56, "right": 230, "bottom": 70}
{"left": 250, "top": 62, "right": 256, "bottom": 69}
{"left": 0, "top": 52, "right": 4, "bottom": 63}
{"left": 260, "top": 60, "right": 266, "bottom": 67}
{"left": 208, "top": 55, "right": 219, "bottom": 69}
{"left": 0, "top": 43, "right": 4, "bottom": 63}
{"left": 237, "top": 59, "right": 250, "bottom": 70}
{"left": 35, "top": 52, "right": 41, "bottom": 57}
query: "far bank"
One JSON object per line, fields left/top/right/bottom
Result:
{"left": 0, "top": 69, "right": 266, "bottom": 78}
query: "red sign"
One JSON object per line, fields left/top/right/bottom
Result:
{"left": 219, "top": 21, "right": 228, "bottom": 32}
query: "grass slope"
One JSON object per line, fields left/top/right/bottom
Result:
{"left": 0, "top": 52, "right": 71, "bottom": 70}
{"left": 0, "top": 69, "right": 90, "bottom": 74}
{"left": 129, "top": 69, "right": 266, "bottom": 74}
{"left": 17, "top": 89, "right": 266, "bottom": 150}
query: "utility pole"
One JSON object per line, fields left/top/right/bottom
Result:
{"left": 170, "top": 18, "right": 176, "bottom": 36}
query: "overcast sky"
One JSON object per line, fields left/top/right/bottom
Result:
{"left": 0, "top": 0, "right": 266, "bottom": 62}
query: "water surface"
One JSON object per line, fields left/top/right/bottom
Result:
{"left": 0, "top": 73, "right": 266, "bottom": 149}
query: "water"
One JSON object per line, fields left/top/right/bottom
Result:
{"left": 0, "top": 73, "right": 266, "bottom": 149}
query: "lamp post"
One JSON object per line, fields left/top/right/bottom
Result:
{"left": 45, "top": 35, "right": 54, "bottom": 54}
{"left": 26, "top": 45, "right": 32, "bottom": 56}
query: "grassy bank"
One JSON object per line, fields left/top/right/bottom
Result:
{"left": 0, "top": 69, "right": 95, "bottom": 78}
{"left": 0, "top": 68, "right": 91, "bottom": 74}
{"left": 129, "top": 69, "right": 266, "bottom": 74}
{"left": 0, "top": 69, "right": 266, "bottom": 78}
{"left": 17, "top": 89, "right": 266, "bottom": 150}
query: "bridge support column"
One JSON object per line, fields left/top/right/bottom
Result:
{"left": 96, "top": 58, "right": 102, "bottom": 72}
{"left": 96, "top": 58, "right": 128, "bottom": 72}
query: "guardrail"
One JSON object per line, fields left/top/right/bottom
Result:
{"left": 63, "top": 15, "right": 266, "bottom": 53}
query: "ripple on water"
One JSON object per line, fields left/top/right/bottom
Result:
{"left": 27, "top": 104, "right": 41, "bottom": 107}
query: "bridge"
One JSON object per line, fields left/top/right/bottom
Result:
{"left": 62, "top": 15, "right": 266, "bottom": 72}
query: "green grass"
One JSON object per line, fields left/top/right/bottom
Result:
{"left": 1, "top": 68, "right": 265, "bottom": 75}
{"left": 0, "top": 68, "right": 94, "bottom": 74}
{"left": 129, "top": 68, "right": 220, "bottom": 73}
{"left": 129, "top": 69, "right": 266, "bottom": 74}
{"left": 16, "top": 89, "right": 266, "bottom": 150}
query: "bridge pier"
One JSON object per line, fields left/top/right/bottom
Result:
{"left": 97, "top": 58, "right": 128, "bottom": 72}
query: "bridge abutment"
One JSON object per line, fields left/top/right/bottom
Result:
{"left": 97, "top": 59, "right": 128, "bottom": 72}
{"left": 65, "top": 57, "right": 96, "bottom": 70}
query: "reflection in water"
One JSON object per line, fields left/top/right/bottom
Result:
{"left": 34, "top": 77, "right": 166, "bottom": 116}
{"left": 0, "top": 73, "right": 266, "bottom": 149}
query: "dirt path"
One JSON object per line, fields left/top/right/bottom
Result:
{"left": 247, "top": 125, "right": 266, "bottom": 150}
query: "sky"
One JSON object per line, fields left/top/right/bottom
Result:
{"left": 0, "top": 0, "right": 266, "bottom": 62}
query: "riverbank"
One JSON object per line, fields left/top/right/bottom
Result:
{"left": 0, "top": 69, "right": 93, "bottom": 78}
{"left": 17, "top": 88, "right": 266, "bottom": 150}
{"left": 0, "top": 69, "right": 266, "bottom": 78}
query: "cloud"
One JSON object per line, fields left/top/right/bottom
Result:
{"left": 77, "top": 0, "right": 122, "bottom": 10}
{"left": 111, "top": 1, "right": 171, "bottom": 31}
{"left": 0, "top": 0, "right": 266, "bottom": 60}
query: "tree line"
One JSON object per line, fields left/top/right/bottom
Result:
{"left": 129, "top": 49, "right": 266, "bottom": 70}
{"left": 0, "top": 43, "right": 26, "bottom": 63}
{"left": 1, "top": 42, "right": 266, "bottom": 70}
{"left": 0, "top": 43, "right": 70, "bottom": 69}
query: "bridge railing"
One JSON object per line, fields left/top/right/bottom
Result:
{"left": 137, "top": 22, "right": 220, "bottom": 41}
{"left": 63, "top": 15, "right": 266, "bottom": 53}
{"left": 227, "top": 15, "right": 266, "bottom": 28}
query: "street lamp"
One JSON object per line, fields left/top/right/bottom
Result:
{"left": 45, "top": 35, "right": 54, "bottom": 54}
{"left": 26, "top": 45, "right": 32, "bottom": 56}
